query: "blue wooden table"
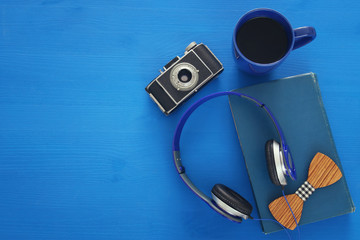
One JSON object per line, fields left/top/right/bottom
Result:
{"left": 0, "top": 1, "right": 359, "bottom": 239}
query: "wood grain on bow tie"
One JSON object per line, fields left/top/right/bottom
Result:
{"left": 268, "top": 153, "right": 342, "bottom": 230}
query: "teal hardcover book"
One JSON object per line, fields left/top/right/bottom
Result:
{"left": 229, "top": 73, "right": 355, "bottom": 234}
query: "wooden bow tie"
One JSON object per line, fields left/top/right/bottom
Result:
{"left": 268, "top": 153, "right": 342, "bottom": 230}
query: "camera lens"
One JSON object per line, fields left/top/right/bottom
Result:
{"left": 178, "top": 69, "right": 192, "bottom": 83}
{"left": 170, "top": 62, "right": 199, "bottom": 92}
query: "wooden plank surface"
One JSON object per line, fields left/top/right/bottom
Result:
{"left": 0, "top": 1, "right": 359, "bottom": 239}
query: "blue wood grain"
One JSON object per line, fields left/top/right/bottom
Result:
{"left": 0, "top": 1, "right": 359, "bottom": 239}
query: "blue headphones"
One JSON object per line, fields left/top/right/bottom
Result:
{"left": 172, "top": 91, "right": 296, "bottom": 222}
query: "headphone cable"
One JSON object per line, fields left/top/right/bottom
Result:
{"left": 250, "top": 187, "right": 301, "bottom": 240}
{"left": 281, "top": 189, "right": 301, "bottom": 240}
{"left": 251, "top": 217, "right": 292, "bottom": 240}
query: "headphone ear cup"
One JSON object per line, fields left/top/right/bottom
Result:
{"left": 265, "top": 140, "right": 286, "bottom": 186}
{"left": 211, "top": 184, "right": 252, "bottom": 219}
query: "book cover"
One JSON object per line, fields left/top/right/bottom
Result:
{"left": 228, "top": 73, "right": 355, "bottom": 234}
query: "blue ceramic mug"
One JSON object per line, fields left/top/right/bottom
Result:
{"left": 233, "top": 8, "right": 316, "bottom": 74}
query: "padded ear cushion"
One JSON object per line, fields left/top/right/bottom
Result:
{"left": 211, "top": 184, "right": 253, "bottom": 216}
{"left": 265, "top": 140, "right": 281, "bottom": 186}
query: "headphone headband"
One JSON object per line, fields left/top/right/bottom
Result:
{"left": 173, "top": 91, "right": 288, "bottom": 152}
{"left": 172, "top": 91, "right": 296, "bottom": 221}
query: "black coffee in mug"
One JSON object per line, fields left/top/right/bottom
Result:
{"left": 236, "top": 17, "right": 289, "bottom": 64}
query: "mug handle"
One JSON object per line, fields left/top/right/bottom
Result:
{"left": 293, "top": 26, "right": 316, "bottom": 50}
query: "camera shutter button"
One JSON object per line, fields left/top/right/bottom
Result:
{"left": 185, "top": 42, "right": 197, "bottom": 52}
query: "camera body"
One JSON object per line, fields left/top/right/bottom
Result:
{"left": 145, "top": 42, "right": 224, "bottom": 115}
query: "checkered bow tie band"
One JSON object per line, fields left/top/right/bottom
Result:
{"left": 268, "top": 153, "right": 343, "bottom": 230}
{"left": 295, "top": 181, "right": 315, "bottom": 201}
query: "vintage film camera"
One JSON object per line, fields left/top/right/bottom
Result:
{"left": 145, "top": 42, "right": 224, "bottom": 115}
